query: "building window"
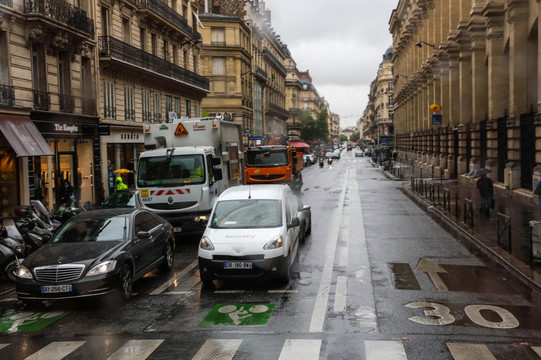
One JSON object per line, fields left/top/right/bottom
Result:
{"left": 101, "top": 6, "right": 110, "bottom": 37}
{"left": 165, "top": 95, "right": 172, "bottom": 119}
{"left": 192, "top": 55, "right": 197, "bottom": 72}
{"left": 153, "top": 93, "right": 161, "bottom": 123}
{"left": 124, "top": 86, "right": 135, "bottom": 121}
{"left": 185, "top": 100, "right": 191, "bottom": 118}
{"left": 211, "top": 27, "right": 225, "bottom": 45}
{"left": 183, "top": 50, "right": 188, "bottom": 68}
{"left": 122, "top": 18, "right": 130, "bottom": 44}
{"left": 0, "top": 31, "right": 8, "bottom": 85}
{"left": 151, "top": 33, "right": 157, "bottom": 56}
{"left": 140, "top": 28, "right": 146, "bottom": 51}
{"left": 104, "top": 81, "right": 116, "bottom": 119}
{"left": 81, "top": 57, "right": 93, "bottom": 114}
{"left": 172, "top": 45, "right": 178, "bottom": 65}
{"left": 212, "top": 57, "right": 226, "bottom": 75}
{"left": 163, "top": 40, "right": 169, "bottom": 60}
{"left": 142, "top": 90, "right": 151, "bottom": 122}
{"left": 58, "top": 52, "right": 73, "bottom": 112}
{"left": 174, "top": 97, "right": 180, "bottom": 116}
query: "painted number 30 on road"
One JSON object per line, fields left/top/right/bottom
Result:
{"left": 406, "top": 302, "right": 520, "bottom": 329}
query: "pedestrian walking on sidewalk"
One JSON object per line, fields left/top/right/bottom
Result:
{"left": 477, "top": 173, "right": 494, "bottom": 217}
{"left": 535, "top": 175, "right": 541, "bottom": 212}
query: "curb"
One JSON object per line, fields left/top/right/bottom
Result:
{"left": 401, "top": 181, "right": 541, "bottom": 294}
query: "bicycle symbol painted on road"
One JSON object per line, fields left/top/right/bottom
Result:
{"left": 200, "top": 303, "right": 275, "bottom": 327}
{"left": 0, "top": 311, "right": 69, "bottom": 333}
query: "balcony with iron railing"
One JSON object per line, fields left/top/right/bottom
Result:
{"left": 138, "top": 0, "right": 192, "bottom": 37}
{"left": 24, "top": 0, "right": 94, "bottom": 37}
{"left": 99, "top": 36, "right": 209, "bottom": 92}
{"left": 0, "top": 85, "right": 15, "bottom": 106}
{"left": 59, "top": 94, "right": 75, "bottom": 113}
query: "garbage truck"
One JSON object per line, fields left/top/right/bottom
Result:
{"left": 245, "top": 135, "right": 303, "bottom": 192}
{"left": 137, "top": 115, "right": 244, "bottom": 235}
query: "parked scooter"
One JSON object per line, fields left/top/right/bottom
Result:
{"left": 0, "top": 219, "right": 27, "bottom": 281}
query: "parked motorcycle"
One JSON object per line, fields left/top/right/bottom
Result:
{"left": 0, "top": 219, "right": 27, "bottom": 281}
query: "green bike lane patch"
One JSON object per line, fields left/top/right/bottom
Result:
{"left": 0, "top": 311, "right": 69, "bottom": 333}
{"left": 199, "top": 303, "right": 275, "bottom": 327}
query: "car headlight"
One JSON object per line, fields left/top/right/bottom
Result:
{"left": 264, "top": 235, "right": 283, "bottom": 250}
{"left": 17, "top": 265, "right": 32, "bottom": 279}
{"left": 199, "top": 236, "right": 215, "bottom": 251}
{"left": 86, "top": 260, "right": 117, "bottom": 276}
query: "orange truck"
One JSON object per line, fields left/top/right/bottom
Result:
{"left": 245, "top": 136, "right": 304, "bottom": 192}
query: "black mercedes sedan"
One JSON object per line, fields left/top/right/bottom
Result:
{"left": 15, "top": 208, "right": 174, "bottom": 306}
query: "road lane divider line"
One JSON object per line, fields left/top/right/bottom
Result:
{"left": 446, "top": 343, "right": 496, "bottom": 360}
{"left": 364, "top": 340, "right": 407, "bottom": 359}
{"left": 192, "top": 339, "right": 243, "bottom": 360}
{"left": 0, "top": 344, "right": 9, "bottom": 351}
{"left": 531, "top": 346, "right": 541, "bottom": 357}
{"left": 309, "top": 168, "right": 348, "bottom": 332}
{"left": 214, "top": 290, "right": 245, "bottom": 294}
{"left": 334, "top": 276, "right": 347, "bottom": 313}
{"left": 268, "top": 290, "right": 298, "bottom": 294}
{"left": 278, "top": 339, "right": 322, "bottom": 360}
{"left": 25, "top": 341, "right": 85, "bottom": 360}
{"left": 107, "top": 340, "right": 164, "bottom": 360}
{"left": 150, "top": 260, "right": 198, "bottom": 295}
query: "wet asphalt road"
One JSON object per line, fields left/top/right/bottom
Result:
{"left": 2, "top": 150, "right": 541, "bottom": 359}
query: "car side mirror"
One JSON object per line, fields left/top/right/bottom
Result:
{"left": 288, "top": 217, "right": 300, "bottom": 229}
{"left": 211, "top": 157, "right": 221, "bottom": 166}
{"left": 137, "top": 231, "right": 151, "bottom": 240}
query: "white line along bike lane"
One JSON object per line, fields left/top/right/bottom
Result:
{"left": 309, "top": 165, "right": 377, "bottom": 333}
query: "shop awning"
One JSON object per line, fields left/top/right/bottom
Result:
{"left": 0, "top": 114, "right": 53, "bottom": 157}
{"left": 290, "top": 141, "right": 310, "bottom": 149}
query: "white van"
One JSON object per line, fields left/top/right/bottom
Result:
{"left": 198, "top": 184, "right": 302, "bottom": 285}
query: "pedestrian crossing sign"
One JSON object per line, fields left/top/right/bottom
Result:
{"left": 174, "top": 123, "right": 189, "bottom": 136}
{"left": 199, "top": 303, "right": 275, "bottom": 327}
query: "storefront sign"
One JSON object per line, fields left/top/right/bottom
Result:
{"left": 54, "top": 123, "right": 79, "bottom": 133}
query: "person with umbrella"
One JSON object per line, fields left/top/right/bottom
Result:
{"left": 476, "top": 172, "right": 494, "bottom": 217}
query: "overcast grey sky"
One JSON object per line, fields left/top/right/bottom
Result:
{"left": 262, "top": 0, "right": 399, "bottom": 128}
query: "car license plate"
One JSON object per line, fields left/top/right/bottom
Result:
{"left": 41, "top": 285, "right": 72, "bottom": 293}
{"left": 224, "top": 262, "right": 252, "bottom": 269}
{"left": 174, "top": 227, "right": 182, "bottom": 233}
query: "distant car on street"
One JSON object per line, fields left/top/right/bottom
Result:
{"left": 355, "top": 149, "right": 364, "bottom": 157}
{"left": 15, "top": 208, "right": 175, "bottom": 306}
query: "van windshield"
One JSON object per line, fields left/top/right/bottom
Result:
{"left": 211, "top": 200, "right": 281, "bottom": 229}
{"left": 138, "top": 154, "right": 205, "bottom": 187}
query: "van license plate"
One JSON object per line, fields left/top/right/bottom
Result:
{"left": 224, "top": 262, "right": 252, "bottom": 269}
{"left": 173, "top": 227, "right": 182, "bottom": 233}
{"left": 41, "top": 285, "right": 72, "bottom": 293}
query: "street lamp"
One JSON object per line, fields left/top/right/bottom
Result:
{"left": 415, "top": 41, "right": 435, "bottom": 48}
{"left": 180, "top": 36, "right": 202, "bottom": 47}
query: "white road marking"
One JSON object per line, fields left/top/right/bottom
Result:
{"left": 446, "top": 343, "right": 496, "bottom": 360}
{"left": 364, "top": 340, "right": 407, "bottom": 359}
{"left": 25, "top": 341, "right": 86, "bottom": 360}
{"left": 191, "top": 339, "right": 243, "bottom": 360}
{"left": 278, "top": 339, "right": 322, "bottom": 360}
{"left": 214, "top": 290, "right": 245, "bottom": 294}
{"left": 150, "top": 260, "right": 198, "bottom": 295}
{"left": 334, "top": 276, "right": 347, "bottom": 312}
{"left": 531, "top": 345, "right": 541, "bottom": 356}
{"left": 0, "top": 344, "right": 9, "bottom": 350}
{"left": 415, "top": 258, "right": 448, "bottom": 291}
{"left": 107, "top": 340, "right": 164, "bottom": 360}
{"left": 338, "top": 246, "right": 348, "bottom": 267}
{"left": 165, "top": 291, "right": 192, "bottom": 295}
{"left": 309, "top": 169, "right": 348, "bottom": 332}
{"left": 268, "top": 290, "right": 298, "bottom": 294}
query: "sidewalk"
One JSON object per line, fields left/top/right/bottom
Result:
{"left": 382, "top": 161, "right": 541, "bottom": 292}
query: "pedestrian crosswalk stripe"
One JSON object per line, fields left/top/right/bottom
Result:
{"left": 532, "top": 346, "right": 541, "bottom": 356}
{"left": 191, "top": 339, "right": 243, "bottom": 360}
{"left": 278, "top": 339, "right": 322, "bottom": 360}
{"left": 107, "top": 340, "right": 164, "bottom": 360}
{"left": 446, "top": 343, "right": 496, "bottom": 360}
{"left": 364, "top": 340, "right": 407, "bottom": 359}
{"left": 0, "top": 344, "right": 9, "bottom": 350}
{"left": 334, "top": 276, "right": 347, "bottom": 312}
{"left": 25, "top": 341, "right": 85, "bottom": 360}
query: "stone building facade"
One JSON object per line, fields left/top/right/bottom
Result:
{"left": 97, "top": 0, "right": 209, "bottom": 198}
{"left": 0, "top": 0, "right": 98, "bottom": 216}
{"left": 390, "top": 0, "right": 540, "bottom": 197}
